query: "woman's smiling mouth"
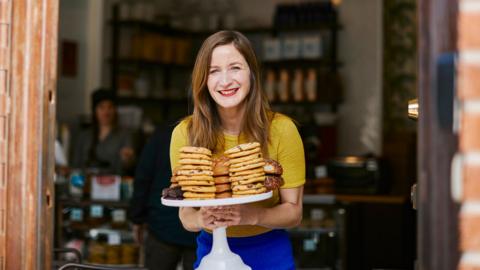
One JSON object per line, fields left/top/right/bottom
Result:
{"left": 218, "top": 88, "right": 239, "bottom": 97}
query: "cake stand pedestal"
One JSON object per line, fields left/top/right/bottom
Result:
{"left": 161, "top": 191, "right": 272, "bottom": 270}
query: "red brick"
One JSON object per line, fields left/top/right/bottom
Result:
{"left": 0, "top": 1, "right": 11, "bottom": 24}
{"left": 464, "top": 164, "right": 480, "bottom": 200}
{"left": 460, "top": 264, "right": 480, "bottom": 270}
{"left": 461, "top": 113, "right": 480, "bottom": 152}
{"left": 458, "top": 62, "right": 480, "bottom": 100}
{"left": 460, "top": 214, "right": 480, "bottom": 251}
{"left": 459, "top": 11, "right": 480, "bottom": 50}
{"left": 0, "top": 163, "right": 4, "bottom": 188}
{"left": 0, "top": 24, "right": 8, "bottom": 47}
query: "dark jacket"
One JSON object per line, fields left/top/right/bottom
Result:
{"left": 128, "top": 124, "right": 197, "bottom": 246}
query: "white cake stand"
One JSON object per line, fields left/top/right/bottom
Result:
{"left": 161, "top": 191, "right": 273, "bottom": 270}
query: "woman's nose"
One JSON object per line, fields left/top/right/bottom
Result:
{"left": 219, "top": 71, "right": 232, "bottom": 87}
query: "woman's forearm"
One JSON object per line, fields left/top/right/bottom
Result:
{"left": 254, "top": 187, "right": 304, "bottom": 229}
{"left": 255, "top": 201, "right": 302, "bottom": 229}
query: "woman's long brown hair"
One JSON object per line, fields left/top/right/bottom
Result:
{"left": 187, "top": 30, "right": 273, "bottom": 155}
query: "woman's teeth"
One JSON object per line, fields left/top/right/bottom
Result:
{"left": 219, "top": 88, "right": 238, "bottom": 96}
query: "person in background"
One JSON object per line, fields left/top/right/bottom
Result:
{"left": 170, "top": 31, "right": 305, "bottom": 269}
{"left": 129, "top": 123, "right": 197, "bottom": 270}
{"left": 71, "top": 89, "right": 135, "bottom": 175}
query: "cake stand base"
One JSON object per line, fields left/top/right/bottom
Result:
{"left": 195, "top": 226, "right": 251, "bottom": 270}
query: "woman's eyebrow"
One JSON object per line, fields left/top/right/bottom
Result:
{"left": 229, "top": 61, "right": 243, "bottom": 66}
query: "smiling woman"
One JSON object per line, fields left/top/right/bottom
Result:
{"left": 207, "top": 44, "right": 251, "bottom": 111}
{"left": 169, "top": 31, "right": 306, "bottom": 270}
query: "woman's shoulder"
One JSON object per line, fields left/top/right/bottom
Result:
{"left": 172, "top": 116, "right": 192, "bottom": 136}
{"left": 271, "top": 113, "right": 296, "bottom": 129}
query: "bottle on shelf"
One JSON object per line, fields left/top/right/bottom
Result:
{"left": 264, "top": 69, "right": 276, "bottom": 102}
{"left": 292, "top": 68, "right": 304, "bottom": 102}
{"left": 305, "top": 68, "right": 318, "bottom": 102}
{"left": 278, "top": 69, "right": 290, "bottom": 102}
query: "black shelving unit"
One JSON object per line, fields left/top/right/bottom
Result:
{"left": 108, "top": 1, "right": 343, "bottom": 131}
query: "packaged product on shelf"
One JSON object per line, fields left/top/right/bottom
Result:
{"left": 301, "top": 35, "right": 323, "bottom": 59}
{"left": 159, "top": 36, "right": 174, "bottom": 64}
{"left": 121, "top": 176, "right": 134, "bottom": 200}
{"left": 69, "top": 170, "right": 85, "bottom": 198}
{"left": 130, "top": 33, "right": 144, "bottom": 60}
{"left": 106, "top": 245, "right": 121, "bottom": 265}
{"left": 117, "top": 74, "right": 135, "bottom": 97}
{"left": 88, "top": 239, "right": 107, "bottom": 264}
{"left": 278, "top": 69, "right": 290, "bottom": 102}
{"left": 88, "top": 204, "right": 106, "bottom": 227}
{"left": 91, "top": 175, "right": 121, "bottom": 201}
{"left": 64, "top": 238, "right": 85, "bottom": 261}
{"left": 310, "top": 208, "right": 326, "bottom": 227}
{"left": 118, "top": 29, "right": 133, "bottom": 58}
{"left": 174, "top": 38, "right": 192, "bottom": 65}
{"left": 282, "top": 36, "right": 301, "bottom": 60}
{"left": 292, "top": 69, "right": 304, "bottom": 102}
{"left": 263, "top": 38, "right": 281, "bottom": 61}
{"left": 264, "top": 69, "right": 276, "bottom": 102}
{"left": 151, "top": 74, "right": 165, "bottom": 98}
{"left": 111, "top": 209, "right": 127, "bottom": 229}
{"left": 143, "top": 34, "right": 157, "bottom": 61}
{"left": 68, "top": 207, "right": 84, "bottom": 225}
{"left": 134, "top": 73, "right": 150, "bottom": 98}
{"left": 305, "top": 68, "right": 318, "bottom": 102}
{"left": 121, "top": 244, "right": 139, "bottom": 265}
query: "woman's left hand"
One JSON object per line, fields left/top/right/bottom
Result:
{"left": 210, "top": 205, "right": 260, "bottom": 227}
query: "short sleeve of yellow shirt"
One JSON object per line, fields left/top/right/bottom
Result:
{"left": 170, "top": 113, "right": 305, "bottom": 237}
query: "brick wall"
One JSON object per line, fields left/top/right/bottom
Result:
{"left": 456, "top": 1, "right": 480, "bottom": 269}
{"left": 0, "top": 1, "right": 11, "bottom": 270}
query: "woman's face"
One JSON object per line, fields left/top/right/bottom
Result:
{"left": 207, "top": 44, "right": 251, "bottom": 111}
{"left": 95, "top": 100, "right": 116, "bottom": 126}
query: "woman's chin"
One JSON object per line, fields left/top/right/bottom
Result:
{"left": 216, "top": 101, "right": 243, "bottom": 111}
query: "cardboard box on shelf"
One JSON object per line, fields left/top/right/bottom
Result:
{"left": 91, "top": 175, "right": 121, "bottom": 201}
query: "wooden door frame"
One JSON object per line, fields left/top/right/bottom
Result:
{"left": 418, "top": 0, "right": 459, "bottom": 269}
{"left": 1, "top": 0, "right": 59, "bottom": 269}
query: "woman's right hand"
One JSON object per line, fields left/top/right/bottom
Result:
{"left": 180, "top": 206, "right": 225, "bottom": 231}
{"left": 196, "top": 207, "right": 221, "bottom": 231}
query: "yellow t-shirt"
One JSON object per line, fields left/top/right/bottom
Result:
{"left": 170, "top": 113, "right": 306, "bottom": 237}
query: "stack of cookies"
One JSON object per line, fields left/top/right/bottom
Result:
{"left": 263, "top": 159, "right": 285, "bottom": 190}
{"left": 226, "top": 142, "right": 268, "bottom": 197}
{"left": 176, "top": 146, "right": 215, "bottom": 200}
{"left": 212, "top": 155, "right": 232, "bottom": 198}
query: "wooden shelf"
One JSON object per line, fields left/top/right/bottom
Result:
{"left": 110, "top": 58, "right": 192, "bottom": 70}
{"left": 58, "top": 199, "right": 130, "bottom": 208}
{"left": 262, "top": 59, "right": 342, "bottom": 69}
{"left": 110, "top": 19, "right": 342, "bottom": 36}
{"left": 116, "top": 97, "right": 190, "bottom": 108}
{"left": 303, "top": 194, "right": 408, "bottom": 205}
{"left": 288, "top": 226, "right": 337, "bottom": 234}
{"left": 271, "top": 100, "right": 337, "bottom": 106}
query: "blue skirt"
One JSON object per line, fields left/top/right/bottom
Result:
{"left": 194, "top": 229, "right": 295, "bottom": 270}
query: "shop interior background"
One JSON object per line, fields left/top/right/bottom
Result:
{"left": 54, "top": 0, "right": 417, "bottom": 269}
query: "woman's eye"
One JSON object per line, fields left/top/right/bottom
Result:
{"left": 209, "top": 69, "right": 219, "bottom": 74}
{"left": 231, "top": 66, "right": 241, "bottom": 70}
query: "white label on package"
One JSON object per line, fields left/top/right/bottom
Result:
{"left": 90, "top": 205, "right": 103, "bottom": 218}
{"left": 303, "top": 239, "right": 317, "bottom": 251}
{"left": 91, "top": 175, "right": 121, "bottom": 201}
{"left": 70, "top": 208, "right": 83, "bottom": 221}
{"left": 108, "top": 232, "right": 121, "bottom": 245}
{"left": 112, "top": 209, "right": 126, "bottom": 223}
